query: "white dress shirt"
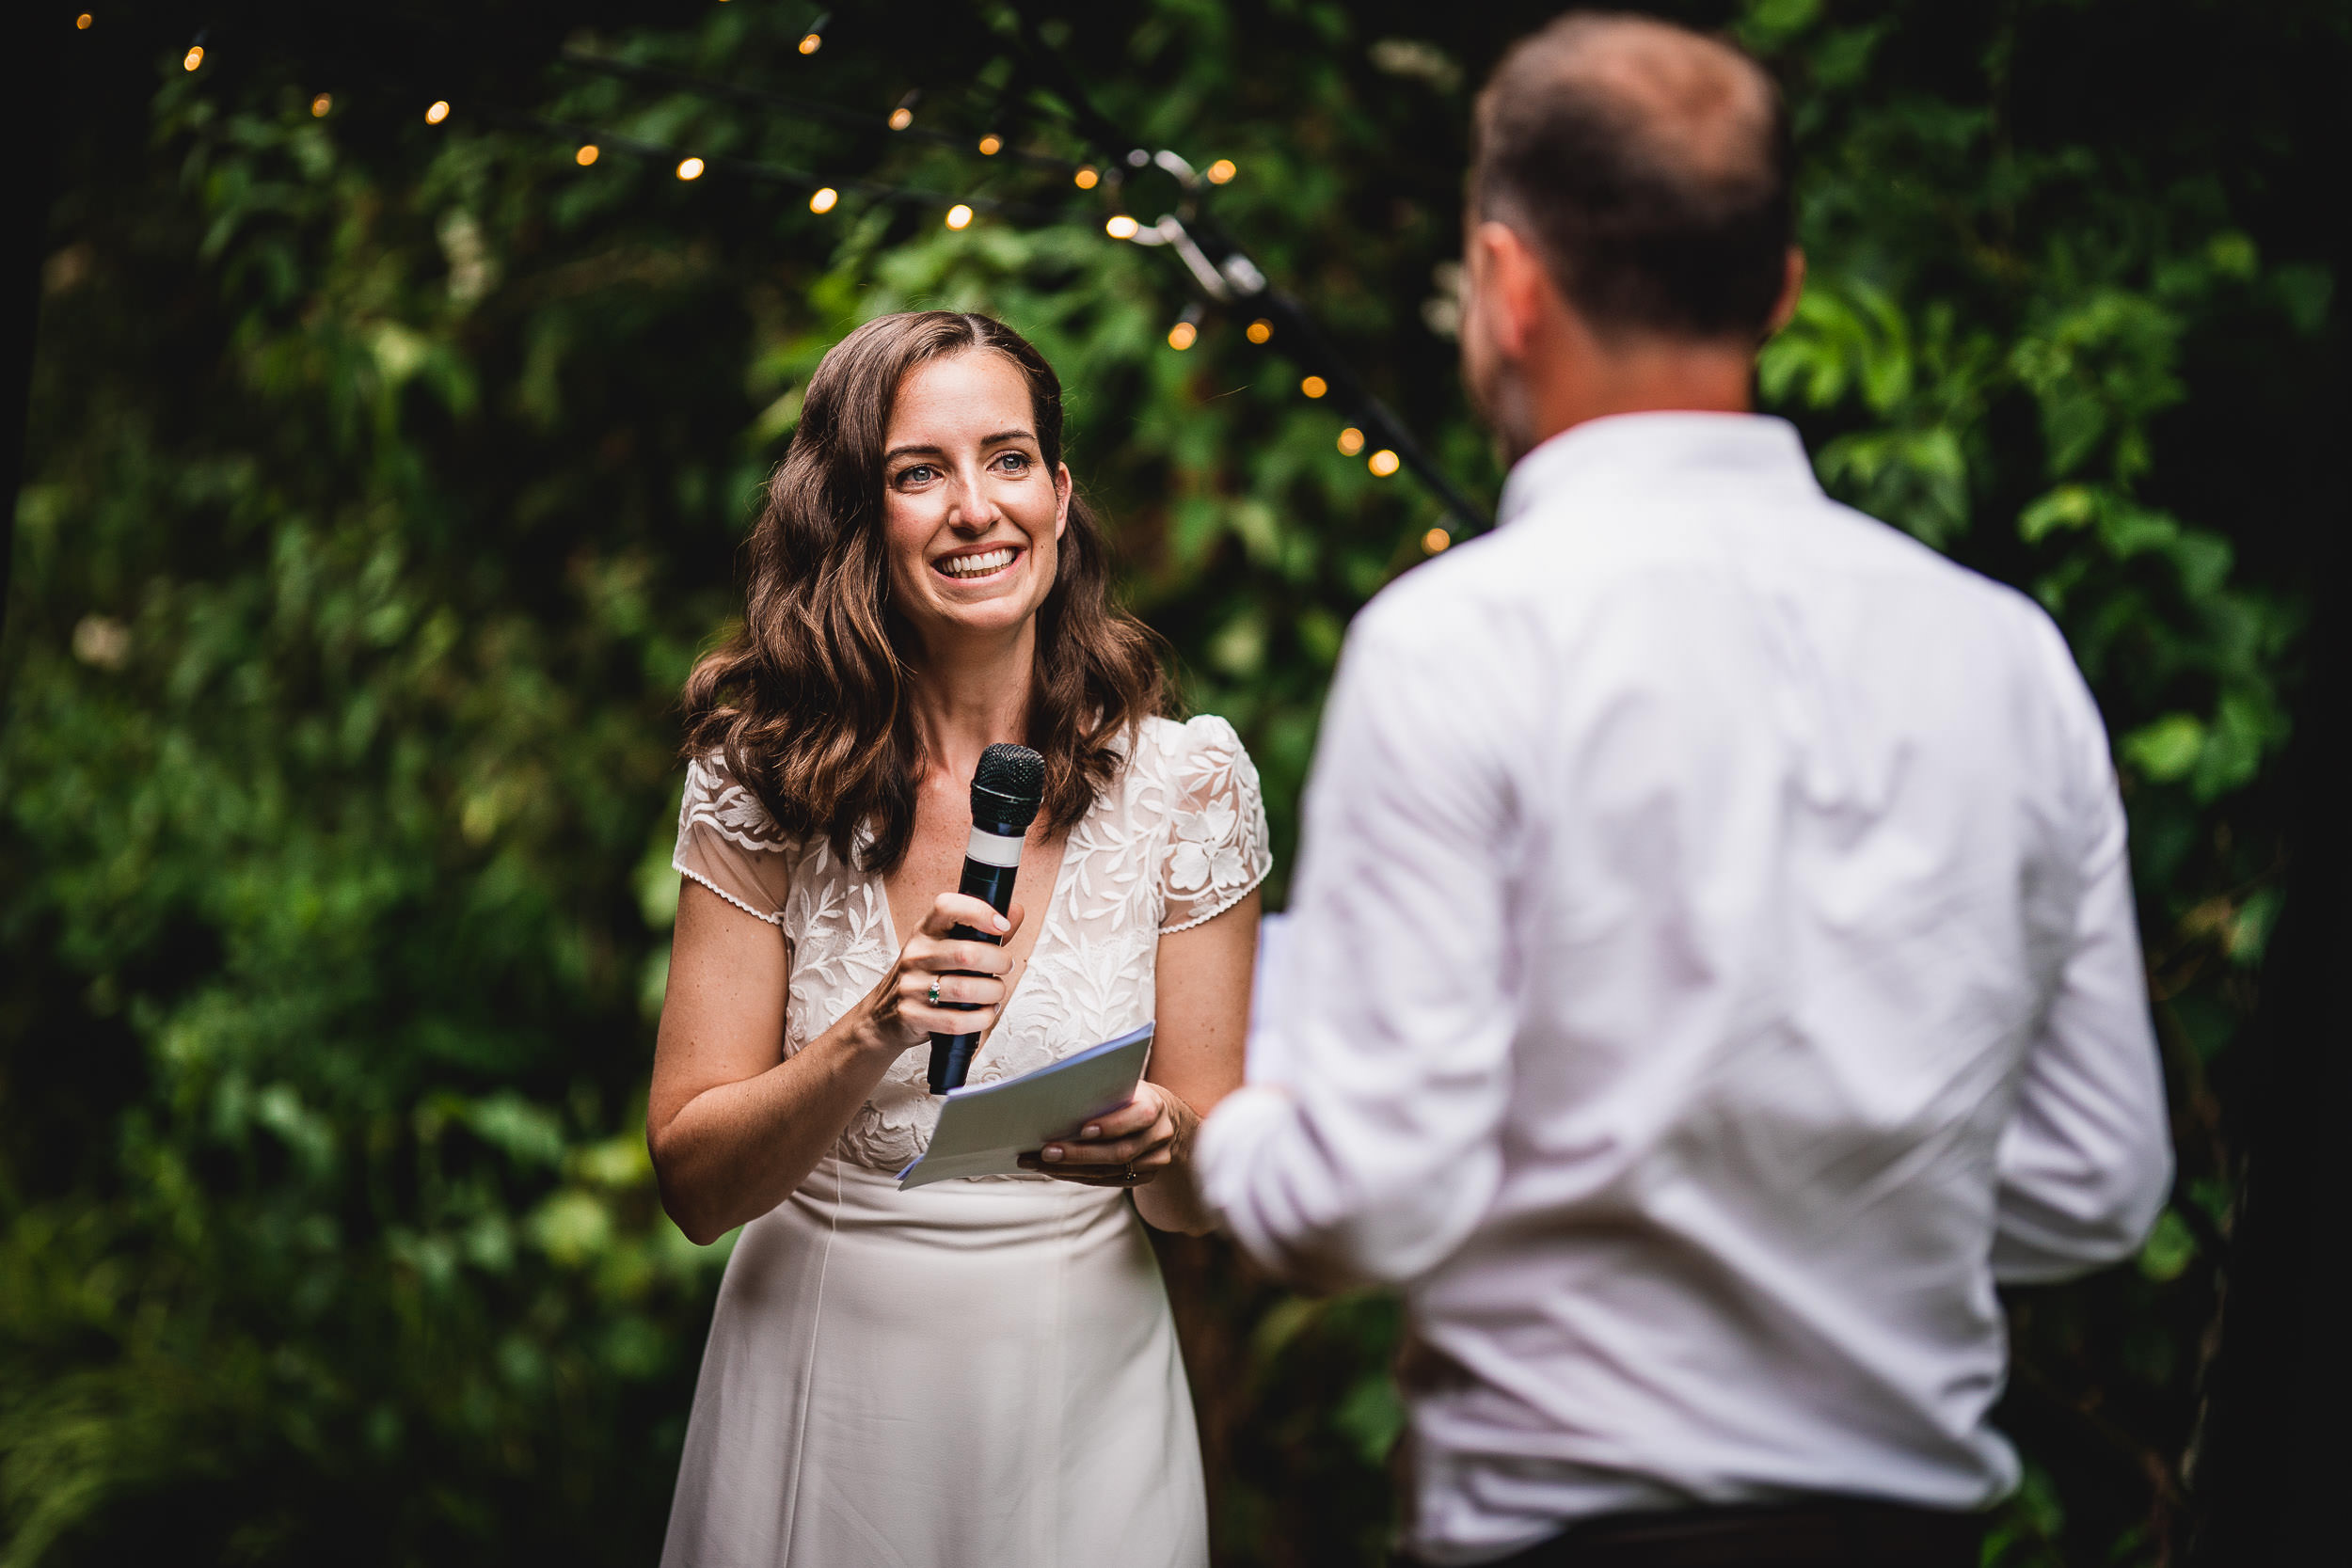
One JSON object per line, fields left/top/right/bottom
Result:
{"left": 1197, "top": 413, "right": 2171, "bottom": 1565}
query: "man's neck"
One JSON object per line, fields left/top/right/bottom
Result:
{"left": 1518, "top": 332, "right": 1757, "bottom": 458}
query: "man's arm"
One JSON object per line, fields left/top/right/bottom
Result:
{"left": 1198, "top": 606, "right": 1523, "bottom": 1287}
{"left": 1992, "top": 678, "right": 2173, "bottom": 1284}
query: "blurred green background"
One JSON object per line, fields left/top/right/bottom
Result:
{"left": 2, "top": 0, "right": 2341, "bottom": 1562}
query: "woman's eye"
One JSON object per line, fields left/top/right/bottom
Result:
{"left": 993, "top": 451, "right": 1030, "bottom": 473}
{"left": 898, "top": 465, "right": 936, "bottom": 485}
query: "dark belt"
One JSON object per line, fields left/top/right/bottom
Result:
{"left": 1406, "top": 1497, "right": 1986, "bottom": 1568}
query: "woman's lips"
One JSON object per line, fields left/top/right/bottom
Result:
{"left": 934, "top": 545, "right": 1023, "bottom": 581}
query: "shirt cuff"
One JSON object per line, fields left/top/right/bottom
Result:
{"left": 1196, "top": 1084, "right": 1298, "bottom": 1269}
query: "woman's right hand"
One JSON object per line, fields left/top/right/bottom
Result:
{"left": 862, "top": 893, "right": 1026, "bottom": 1053}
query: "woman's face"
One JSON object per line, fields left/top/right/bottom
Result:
{"left": 881, "top": 349, "right": 1071, "bottom": 654}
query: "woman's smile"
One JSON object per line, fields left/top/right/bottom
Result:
{"left": 934, "top": 544, "right": 1025, "bottom": 582}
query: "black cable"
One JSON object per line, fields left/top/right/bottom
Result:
{"left": 1001, "top": 7, "right": 1488, "bottom": 537}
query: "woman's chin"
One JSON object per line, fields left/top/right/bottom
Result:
{"left": 912, "top": 584, "right": 1043, "bottom": 641}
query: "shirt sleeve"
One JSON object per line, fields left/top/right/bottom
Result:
{"left": 1991, "top": 643, "right": 2173, "bottom": 1284}
{"left": 1158, "top": 715, "right": 1274, "bottom": 934}
{"left": 673, "top": 752, "right": 795, "bottom": 926}
{"left": 1196, "top": 602, "right": 1523, "bottom": 1286}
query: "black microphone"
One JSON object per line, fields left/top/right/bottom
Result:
{"left": 928, "top": 743, "right": 1045, "bottom": 1094}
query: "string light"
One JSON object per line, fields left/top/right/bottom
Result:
{"left": 1337, "top": 427, "right": 1366, "bottom": 456}
{"left": 676, "top": 156, "right": 706, "bottom": 180}
{"left": 1168, "top": 320, "right": 1198, "bottom": 351}
{"left": 1246, "top": 318, "right": 1273, "bottom": 344}
{"left": 945, "top": 203, "right": 974, "bottom": 230}
{"left": 1073, "top": 166, "right": 1099, "bottom": 190}
{"left": 1422, "top": 527, "right": 1452, "bottom": 554}
{"left": 1206, "top": 159, "right": 1237, "bottom": 184}
{"left": 809, "top": 186, "right": 838, "bottom": 213}
{"left": 1368, "top": 449, "right": 1402, "bottom": 477}
{"left": 888, "top": 106, "right": 914, "bottom": 130}
{"left": 1300, "top": 375, "right": 1327, "bottom": 398}
{"left": 76, "top": 13, "right": 93, "bottom": 30}
{"left": 183, "top": 44, "right": 204, "bottom": 71}
{"left": 977, "top": 134, "right": 1002, "bottom": 156}
{"left": 425, "top": 100, "right": 451, "bottom": 124}
{"left": 798, "top": 31, "right": 822, "bottom": 54}
{"left": 575, "top": 144, "right": 599, "bottom": 166}
{"left": 310, "top": 93, "right": 332, "bottom": 118}
{"left": 1104, "top": 214, "right": 1140, "bottom": 240}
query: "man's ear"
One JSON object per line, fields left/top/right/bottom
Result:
{"left": 1765, "top": 247, "right": 1805, "bottom": 338}
{"left": 1470, "top": 220, "right": 1551, "bottom": 362}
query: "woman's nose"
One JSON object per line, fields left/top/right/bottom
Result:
{"left": 948, "top": 469, "right": 1004, "bottom": 531}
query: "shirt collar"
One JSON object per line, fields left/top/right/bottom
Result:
{"left": 1495, "top": 412, "right": 1821, "bottom": 531}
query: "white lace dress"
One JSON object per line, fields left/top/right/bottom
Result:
{"left": 659, "top": 715, "right": 1271, "bottom": 1568}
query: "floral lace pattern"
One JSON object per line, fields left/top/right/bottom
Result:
{"left": 671, "top": 715, "right": 1272, "bottom": 1173}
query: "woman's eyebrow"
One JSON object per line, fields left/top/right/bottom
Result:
{"left": 883, "top": 430, "right": 1038, "bottom": 464}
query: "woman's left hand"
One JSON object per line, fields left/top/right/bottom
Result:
{"left": 1018, "top": 1081, "right": 1199, "bottom": 1189}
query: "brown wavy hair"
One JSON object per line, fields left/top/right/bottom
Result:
{"left": 681, "top": 311, "right": 1166, "bottom": 874}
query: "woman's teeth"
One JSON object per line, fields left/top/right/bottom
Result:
{"left": 941, "top": 547, "right": 1015, "bottom": 578}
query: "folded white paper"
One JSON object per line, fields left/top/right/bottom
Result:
{"left": 896, "top": 1023, "right": 1154, "bottom": 1190}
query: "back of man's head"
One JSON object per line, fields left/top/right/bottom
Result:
{"left": 1473, "top": 12, "right": 1791, "bottom": 344}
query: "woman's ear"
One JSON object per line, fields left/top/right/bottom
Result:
{"left": 1054, "top": 463, "right": 1072, "bottom": 539}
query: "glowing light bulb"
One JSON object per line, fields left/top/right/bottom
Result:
{"left": 183, "top": 44, "right": 203, "bottom": 71}
{"left": 1300, "top": 375, "right": 1327, "bottom": 399}
{"left": 676, "top": 157, "right": 706, "bottom": 181}
{"left": 798, "top": 31, "right": 822, "bottom": 53}
{"left": 809, "top": 186, "right": 838, "bottom": 214}
{"left": 1104, "top": 214, "right": 1140, "bottom": 240}
{"left": 1422, "top": 527, "right": 1452, "bottom": 554}
{"left": 1206, "top": 159, "right": 1237, "bottom": 184}
{"left": 310, "top": 93, "right": 332, "bottom": 118}
{"left": 575, "top": 144, "right": 599, "bottom": 166}
{"left": 1168, "top": 321, "right": 1198, "bottom": 351}
{"left": 945, "top": 204, "right": 974, "bottom": 230}
{"left": 1337, "top": 427, "right": 1365, "bottom": 457}
{"left": 76, "top": 13, "right": 93, "bottom": 30}
{"left": 424, "top": 100, "right": 450, "bottom": 124}
{"left": 977, "top": 134, "right": 1002, "bottom": 156}
{"left": 1368, "top": 449, "right": 1401, "bottom": 477}
{"left": 1245, "top": 318, "right": 1273, "bottom": 344}
{"left": 888, "top": 106, "right": 914, "bottom": 131}
{"left": 1073, "top": 166, "right": 1099, "bottom": 190}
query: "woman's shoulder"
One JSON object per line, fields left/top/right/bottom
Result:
{"left": 679, "top": 750, "right": 799, "bottom": 856}
{"left": 1132, "top": 712, "right": 1250, "bottom": 768}
{"left": 1123, "top": 714, "right": 1262, "bottom": 812}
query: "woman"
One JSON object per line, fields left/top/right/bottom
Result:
{"left": 651, "top": 310, "right": 1267, "bottom": 1568}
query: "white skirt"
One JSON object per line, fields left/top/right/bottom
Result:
{"left": 660, "top": 1157, "right": 1209, "bottom": 1568}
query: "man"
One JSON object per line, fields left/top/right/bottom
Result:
{"left": 1195, "top": 13, "right": 2172, "bottom": 1568}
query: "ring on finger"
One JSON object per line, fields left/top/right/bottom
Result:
{"left": 928, "top": 979, "right": 942, "bottom": 1006}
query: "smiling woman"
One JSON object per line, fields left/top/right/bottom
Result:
{"left": 648, "top": 313, "right": 1268, "bottom": 1567}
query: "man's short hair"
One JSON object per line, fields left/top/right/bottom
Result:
{"left": 1472, "top": 12, "right": 1792, "bottom": 342}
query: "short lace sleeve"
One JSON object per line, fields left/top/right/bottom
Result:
{"left": 1158, "top": 714, "right": 1274, "bottom": 933}
{"left": 673, "top": 752, "right": 795, "bottom": 925}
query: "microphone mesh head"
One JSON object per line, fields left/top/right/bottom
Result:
{"left": 973, "top": 743, "right": 1045, "bottom": 828}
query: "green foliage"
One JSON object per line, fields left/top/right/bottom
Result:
{"left": 2, "top": 1, "right": 2337, "bottom": 1564}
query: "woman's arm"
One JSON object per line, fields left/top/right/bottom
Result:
{"left": 1023, "top": 889, "right": 1259, "bottom": 1234}
{"left": 649, "top": 880, "right": 1025, "bottom": 1244}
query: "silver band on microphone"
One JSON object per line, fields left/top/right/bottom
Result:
{"left": 963, "top": 824, "right": 1025, "bottom": 868}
